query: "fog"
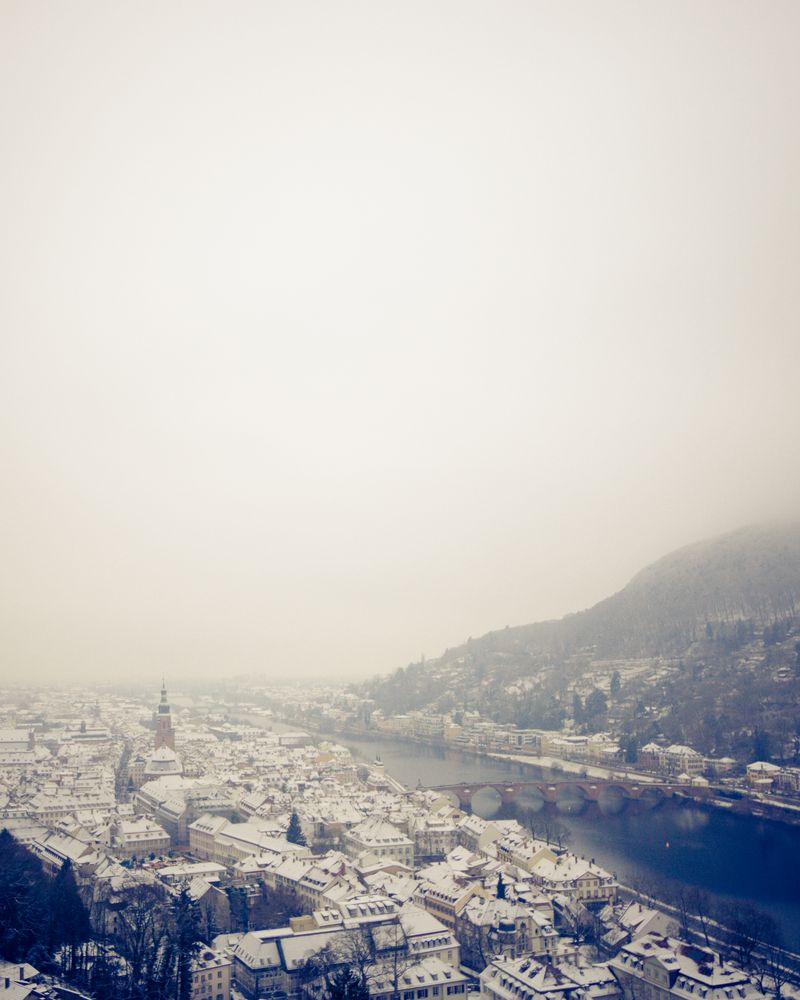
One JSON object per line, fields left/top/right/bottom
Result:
{"left": 2, "top": 2, "right": 799, "bottom": 683}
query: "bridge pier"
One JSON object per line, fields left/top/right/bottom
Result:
{"left": 456, "top": 789, "right": 474, "bottom": 811}
{"left": 428, "top": 778, "right": 675, "bottom": 814}
{"left": 582, "top": 784, "right": 601, "bottom": 802}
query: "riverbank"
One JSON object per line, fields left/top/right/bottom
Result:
{"left": 227, "top": 711, "right": 800, "bottom": 946}
{"left": 272, "top": 724, "right": 660, "bottom": 783}
{"left": 488, "top": 750, "right": 661, "bottom": 783}
{"left": 270, "top": 719, "right": 800, "bottom": 827}
{"left": 243, "top": 710, "right": 800, "bottom": 963}
{"left": 309, "top": 726, "right": 800, "bottom": 828}
{"left": 330, "top": 731, "right": 800, "bottom": 948}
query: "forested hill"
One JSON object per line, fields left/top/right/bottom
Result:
{"left": 538, "top": 522, "right": 800, "bottom": 659}
{"left": 361, "top": 524, "right": 800, "bottom": 759}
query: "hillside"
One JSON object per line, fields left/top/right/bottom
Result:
{"left": 362, "top": 524, "right": 800, "bottom": 761}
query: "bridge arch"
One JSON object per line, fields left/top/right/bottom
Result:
{"left": 514, "top": 784, "right": 546, "bottom": 812}
{"left": 636, "top": 784, "right": 671, "bottom": 809}
{"left": 471, "top": 785, "right": 503, "bottom": 814}
{"left": 439, "top": 788, "right": 464, "bottom": 810}
{"left": 597, "top": 783, "right": 627, "bottom": 815}
{"left": 554, "top": 783, "right": 588, "bottom": 814}
{"left": 426, "top": 778, "right": 679, "bottom": 815}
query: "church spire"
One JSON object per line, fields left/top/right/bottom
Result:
{"left": 154, "top": 680, "right": 175, "bottom": 750}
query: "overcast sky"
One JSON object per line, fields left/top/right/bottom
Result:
{"left": 2, "top": 2, "right": 799, "bottom": 685}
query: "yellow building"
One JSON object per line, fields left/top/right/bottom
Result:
{"left": 191, "top": 948, "right": 231, "bottom": 1000}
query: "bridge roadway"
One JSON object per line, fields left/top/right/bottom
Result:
{"left": 425, "top": 777, "right": 710, "bottom": 809}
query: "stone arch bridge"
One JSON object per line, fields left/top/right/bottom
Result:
{"left": 426, "top": 778, "right": 708, "bottom": 811}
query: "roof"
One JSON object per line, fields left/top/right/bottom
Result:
{"left": 481, "top": 957, "right": 575, "bottom": 998}
{"left": 346, "top": 815, "right": 413, "bottom": 847}
{"left": 369, "top": 957, "right": 467, "bottom": 995}
{"left": 530, "top": 855, "right": 612, "bottom": 884}
{"left": 610, "top": 932, "right": 758, "bottom": 1000}
{"left": 192, "top": 948, "right": 231, "bottom": 971}
{"left": 234, "top": 926, "right": 351, "bottom": 972}
{"left": 398, "top": 902, "right": 449, "bottom": 937}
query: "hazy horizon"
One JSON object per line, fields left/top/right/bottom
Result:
{"left": 2, "top": 2, "right": 800, "bottom": 683}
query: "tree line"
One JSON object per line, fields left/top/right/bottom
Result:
{"left": 0, "top": 828, "right": 202, "bottom": 1000}
{"left": 0, "top": 828, "right": 90, "bottom": 974}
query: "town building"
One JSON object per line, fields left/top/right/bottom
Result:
{"left": 456, "top": 897, "right": 558, "bottom": 971}
{"left": 480, "top": 955, "right": 621, "bottom": 1000}
{"left": 528, "top": 856, "right": 617, "bottom": 907}
{"left": 232, "top": 902, "right": 461, "bottom": 1000}
{"left": 343, "top": 815, "right": 415, "bottom": 867}
{"left": 110, "top": 817, "right": 171, "bottom": 860}
{"left": 134, "top": 776, "right": 237, "bottom": 845}
{"left": 609, "top": 934, "right": 763, "bottom": 1000}
{"left": 191, "top": 947, "right": 232, "bottom": 1000}
{"left": 188, "top": 814, "right": 311, "bottom": 866}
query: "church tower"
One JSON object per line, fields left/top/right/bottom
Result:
{"left": 154, "top": 679, "right": 175, "bottom": 751}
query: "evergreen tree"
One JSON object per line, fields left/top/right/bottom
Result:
{"left": 286, "top": 812, "right": 307, "bottom": 846}
{"left": 496, "top": 874, "right": 506, "bottom": 900}
{"left": 225, "top": 886, "right": 250, "bottom": 932}
{"left": 751, "top": 729, "right": 772, "bottom": 762}
{"left": 325, "top": 967, "right": 369, "bottom": 1000}
{"left": 48, "top": 859, "right": 92, "bottom": 975}
{"left": 621, "top": 734, "right": 639, "bottom": 764}
{"left": 24, "top": 943, "right": 59, "bottom": 977}
{"left": 584, "top": 689, "right": 608, "bottom": 731}
{"left": 0, "top": 829, "right": 50, "bottom": 962}
{"left": 171, "top": 889, "right": 201, "bottom": 1000}
{"left": 87, "top": 949, "right": 119, "bottom": 1000}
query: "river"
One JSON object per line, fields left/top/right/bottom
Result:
{"left": 332, "top": 734, "right": 800, "bottom": 949}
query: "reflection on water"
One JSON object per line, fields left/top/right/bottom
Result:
{"left": 339, "top": 734, "right": 800, "bottom": 948}
{"left": 597, "top": 786, "right": 626, "bottom": 816}
{"left": 672, "top": 808, "right": 711, "bottom": 833}
{"left": 554, "top": 786, "right": 587, "bottom": 814}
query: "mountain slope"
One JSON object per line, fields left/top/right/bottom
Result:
{"left": 559, "top": 522, "right": 800, "bottom": 656}
{"left": 363, "top": 523, "right": 800, "bottom": 758}
{"left": 434, "top": 522, "right": 800, "bottom": 662}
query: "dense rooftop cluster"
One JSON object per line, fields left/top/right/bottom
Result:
{"left": 0, "top": 684, "right": 795, "bottom": 1000}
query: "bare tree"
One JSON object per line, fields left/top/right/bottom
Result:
{"left": 571, "top": 908, "right": 601, "bottom": 952}
{"left": 666, "top": 884, "right": 692, "bottom": 942}
{"left": 718, "top": 903, "right": 777, "bottom": 970}
{"left": 113, "top": 882, "right": 167, "bottom": 994}
{"left": 300, "top": 921, "right": 414, "bottom": 1000}
{"left": 249, "top": 881, "right": 305, "bottom": 930}
{"left": 686, "top": 887, "right": 713, "bottom": 947}
{"left": 626, "top": 873, "right": 663, "bottom": 908}
{"left": 515, "top": 805, "right": 539, "bottom": 843}
{"left": 752, "top": 923, "right": 790, "bottom": 999}
{"left": 299, "top": 929, "right": 382, "bottom": 997}
{"left": 541, "top": 819, "right": 571, "bottom": 850}
{"left": 336, "top": 929, "right": 375, "bottom": 987}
